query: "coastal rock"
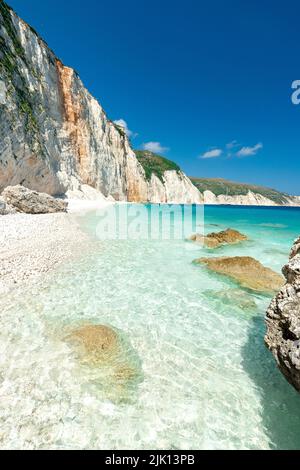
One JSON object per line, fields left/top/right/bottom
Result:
{"left": 189, "top": 228, "right": 247, "bottom": 248}
{"left": 0, "top": 196, "right": 16, "bottom": 215}
{"left": 2, "top": 185, "right": 67, "bottom": 214}
{"left": 194, "top": 256, "right": 284, "bottom": 294}
{"left": 265, "top": 239, "right": 300, "bottom": 392}
{"left": 290, "top": 236, "right": 300, "bottom": 259}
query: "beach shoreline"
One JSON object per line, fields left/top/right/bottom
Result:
{"left": 0, "top": 199, "right": 114, "bottom": 295}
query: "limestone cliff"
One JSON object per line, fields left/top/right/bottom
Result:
{"left": 203, "top": 190, "right": 278, "bottom": 206}
{"left": 202, "top": 190, "right": 300, "bottom": 206}
{"left": 191, "top": 177, "right": 300, "bottom": 207}
{"left": 135, "top": 150, "right": 202, "bottom": 204}
{"left": 265, "top": 237, "right": 300, "bottom": 392}
{"left": 0, "top": 1, "right": 202, "bottom": 203}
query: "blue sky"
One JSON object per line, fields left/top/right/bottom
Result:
{"left": 8, "top": 0, "right": 300, "bottom": 194}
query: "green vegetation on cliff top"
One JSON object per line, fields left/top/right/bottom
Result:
{"left": 134, "top": 150, "right": 181, "bottom": 182}
{"left": 0, "top": 1, "right": 38, "bottom": 133}
{"left": 190, "top": 177, "right": 289, "bottom": 204}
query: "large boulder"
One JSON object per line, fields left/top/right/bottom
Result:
{"left": 194, "top": 256, "right": 284, "bottom": 294}
{"left": 265, "top": 240, "right": 300, "bottom": 392}
{"left": 189, "top": 228, "right": 247, "bottom": 248}
{"left": 2, "top": 185, "right": 67, "bottom": 214}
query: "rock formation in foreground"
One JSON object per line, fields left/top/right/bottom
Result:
{"left": 0, "top": 1, "right": 202, "bottom": 204}
{"left": 189, "top": 228, "right": 247, "bottom": 248}
{"left": 2, "top": 185, "right": 67, "bottom": 213}
{"left": 265, "top": 237, "right": 300, "bottom": 392}
{"left": 194, "top": 256, "right": 284, "bottom": 294}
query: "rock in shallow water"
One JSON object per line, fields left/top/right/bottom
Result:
{"left": 68, "top": 324, "right": 119, "bottom": 363}
{"left": 65, "top": 324, "right": 143, "bottom": 402}
{"left": 189, "top": 228, "right": 247, "bottom": 248}
{"left": 194, "top": 256, "right": 284, "bottom": 294}
{"left": 2, "top": 185, "right": 67, "bottom": 214}
{"left": 265, "top": 240, "right": 300, "bottom": 392}
{"left": 209, "top": 288, "right": 257, "bottom": 311}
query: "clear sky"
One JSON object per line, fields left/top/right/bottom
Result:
{"left": 7, "top": 0, "right": 300, "bottom": 194}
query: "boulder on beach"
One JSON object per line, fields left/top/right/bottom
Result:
{"left": 65, "top": 323, "right": 142, "bottom": 400}
{"left": 0, "top": 196, "right": 16, "bottom": 215}
{"left": 194, "top": 256, "right": 284, "bottom": 294}
{"left": 189, "top": 228, "right": 247, "bottom": 248}
{"left": 1, "top": 185, "right": 67, "bottom": 214}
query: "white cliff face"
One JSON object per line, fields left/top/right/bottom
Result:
{"left": 147, "top": 171, "right": 203, "bottom": 204}
{"left": 202, "top": 190, "right": 298, "bottom": 206}
{"left": 160, "top": 171, "right": 203, "bottom": 204}
{"left": 0, "top": 3, "right": 202, "bottom": 204}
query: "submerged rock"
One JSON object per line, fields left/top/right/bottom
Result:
{"left": 189, "top": 228, "right": 247, "bottom": 248}
{"left": 2, "top": 185, "right": 67, "bottom": 214}
{"left": 265, "top": 239, "right": 300, "bottom": 392}
{"left": 194, "top": 256, "right": 283, "bottom": 294}
{"left": 68, "top": 324, "right": 119, "bottom": 364}
{"left": 212, "top": 288, "right": 257, "bottom": 311}
{"left": 65, "top": 323, "right": 142, "bottom": 401}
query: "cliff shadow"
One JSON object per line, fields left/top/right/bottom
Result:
{"left": 241, "top": 315, "right": 300, "bottom": 449}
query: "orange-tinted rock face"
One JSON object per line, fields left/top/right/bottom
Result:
{"left": 56, "top": 60, "right": 91, "bottom": 184}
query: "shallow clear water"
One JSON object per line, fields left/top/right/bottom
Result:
{"left": 1, "top": 204, "right": 300, "bottom": 449}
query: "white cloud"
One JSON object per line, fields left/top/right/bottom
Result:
{"left": 200, "top": 148, "right": 223, "bottom": 159}
{"left": 113, "top": 119, "right": 137, "bottom": 138}
{"left": 142, "top": 142, "right": 169, "bottom": 154}
{"left": 236, "top": 143, "right": 263, "bottom": 157}
{"left": 226, "top": 140, "right": 239, "bottom": 149}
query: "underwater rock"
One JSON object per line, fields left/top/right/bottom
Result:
{"left": 194, "top": 256, "right": 284, "bottom": 294}
{"left": 67, "top": 324, "right": 119, "bottom": 363}
{"left": 265, "top": 239, "right": 300, "bottom": 392}
{"left": 65, "top": 323, "right": 142, "bottom": 401}
{"left": 212, "top": 288, "right": 257, "bottom": 311}
{"left": 189, "top": 228, "right": 247, "bottom": 248}
{"left": 2, "top": 186, "right": 68, "bottom": 214}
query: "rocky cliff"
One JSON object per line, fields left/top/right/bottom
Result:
{"left": 191, "top": 177, "right": 300, "bottom": 207}
{"left": 202, "top": 189, "right": 279, "bottom": 206}
{"left": 265, "top": 237, "right": 300, "bottom": 392}
{"left": 0, "top": 1, "right": 202, "bottom": 203}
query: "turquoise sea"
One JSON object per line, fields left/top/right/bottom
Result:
{"left": 1, "top": 204, "right": 300, "bottom": 449}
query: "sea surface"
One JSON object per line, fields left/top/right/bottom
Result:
{"left": 1, "top": 204, "right": 300, "bottom": 450}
